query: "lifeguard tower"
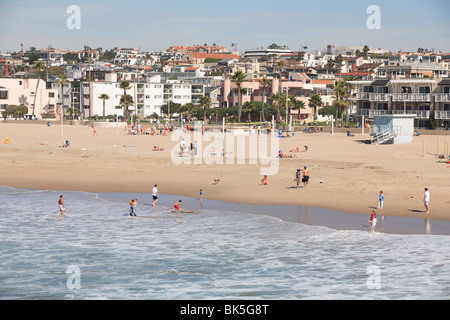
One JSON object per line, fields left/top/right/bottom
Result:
{"left": 371, "top": 114, "right": 416, "bottom": 145}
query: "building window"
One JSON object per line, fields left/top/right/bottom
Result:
{"left": 0, "top": 90, "right": 8, "bottom": 99}
{"left": 49, "top": 92, "right": 55, "bottom": 98}
{"left": 419, "top": 87, "right": 431, "bottom": 94}
{"left": 444, "top": 87, "right": 450, "bottom": 94}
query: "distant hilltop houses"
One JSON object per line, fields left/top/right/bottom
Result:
{"left": 0, "top": 44, "right": 449, "bottom": 129}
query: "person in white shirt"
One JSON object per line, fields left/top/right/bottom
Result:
{"left": 423, "top": 187, "right": 430, "bottom": 213}
{"left": 152, "top": 184, "right": 158, "bottom": 206}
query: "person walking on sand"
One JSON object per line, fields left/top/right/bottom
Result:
{"left": 200, "top": 189, "right": 204, "bottom": 207}
{"left": 294, "top": 169, "right": 301, "bottom": 188}
{"left": 302, "top": 166, "right": 310, "bottom": 188}
{"left": 377, "top": 191, "right": 384, "bottom": 209}
{"left": 152, "top": 184, "right": 158, "bottom": 206}
{"left": 369, "top": 211, "right": 377, "bottom": 233}
{"left": 58, "top": 195, "right": 66, "bottom": 215}
{"left": 423, "top": 188, "right": 430, "bottom": 213}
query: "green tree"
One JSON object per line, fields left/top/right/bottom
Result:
{"left": 161, "top": 102, "right": 181, "bottom": 119}
{"left": 309, "top": 94, "right": 323, "bottom": 120}
{"left": 179, "top": 102, "right": 196, "bottom": 121}
{"left": 363, "top": 45, "right": 370, "bottom": 58}
{"left": 66, "top": 107, "right": 81, "bottom": 120}
{"left": 277, "top": 59, "right": 286, "bottom": 124}
{"left": 259, "top": 77, "right": 271, "bottom": 122}
{"left": 120, "top": 95, "right": 134, "bottom": 122}
{"left": 291, "top": 99, "right": 306, "bottom": 120}
{"left": 242, "top": 101, "right": 256, "bottom": 122}
{"left": 56, "top": 74, "right": 69, "bottom": 119}
{"left": 120, "top": 81, "right": 132, "bottom": 122}
{"left": 230, "top": 70, "right": 247, "bottom": 122}
{"left": 429, "top": 111, "right": 436, "bottom": 130}
{"left": 318, "top": 105, "right": 337, "bottom": 118}
{"left": 199, "top": 96, "right": 212, "bottom": 122}
{"left": 98, "top": 93, "right": 110, "bottom": 120}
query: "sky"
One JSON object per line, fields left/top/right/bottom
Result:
{"left": 0, "top": 0, "right": 449, "bottom": 54}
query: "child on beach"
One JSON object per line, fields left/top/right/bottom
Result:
{"left": 261, "top": 175, "right": 269, "bottom": 185}
{"left": 377, "top": 191, "right": 384, "bottom": 209}
{"left": 174, "top": 200, "right": 182, "bottom": 211}
{"left": 370, "top": 211, "right": 377, "bottom": 233}
{"left": 294, "top": 169, "right": 301, "bottom": 188}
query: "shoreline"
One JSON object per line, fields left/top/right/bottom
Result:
{"left": 3, "top": 184, "right": 449, "bottom": 235}
{"left": 98, "top": 191, "right": 450, "bottom": 236}
{"left": 1, "top": 123, "right": 449, "bottom": 223}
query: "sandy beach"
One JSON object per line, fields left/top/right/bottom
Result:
{"left": 1, "top": 121, "right": 449, "bottom": 221}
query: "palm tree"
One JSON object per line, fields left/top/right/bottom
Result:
{"left": 242, "top": 101, "right": 256, "bottom": 123}
{"left": 332, "top": 81, "right": 351, "bottom": 126}
{"left": 120, "top": 94, "right": 134, "bottom": 120}
{"left": 230, "top": 70, "right": 247, "bottom": 122}
{"left": 309, "top": 94, "right": 323, "bottom": 120}
{"left": 363, "top": 45, "right": 370, "bottom": 58}
{"left": 98, "top": 93, "right": 110, "bottom": 120}
{"left": 259, "top": 77, "right": 271, "bottom": 122}
{"left": 355, "top": 49, "right": 362, "bottom": 58}
{"left": 57, "top": 73, "right": 69, "bottom": 119}
{"left": 327, "top": 58, "right": 335, "bottom": 73}
{"left": 277, "top": 60, "right": 286, "bottom": 125}
{"left": 335, "top": 54, "right": 344, "bottom": 80}
{"left": 120, "top": 81, "right": 132, "bottom": 122}
{"left": 32, "top": 62, "right": 45, "bottom": 116}
{"left": 292, "top": 99, "right": 306, "bottom": 120}
{"left": 199, "top": 96, "right": 211, "bottom": 122}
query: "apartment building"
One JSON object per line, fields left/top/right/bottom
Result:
{"left": 218, "top": 77, "right": 315, "bottom": 121}
{"left": 350, "top": 63, "right": 450, "bottom": 128}
{"left": 0, "top": 77, "right": 58, "bottom": 118}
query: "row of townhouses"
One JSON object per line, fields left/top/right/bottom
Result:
{"left": 1, "top": 45, "right": 450, "bottom": 127}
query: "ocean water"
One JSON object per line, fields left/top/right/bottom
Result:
{"left": 0, "top": 186, "right": 449, "bottom": 300}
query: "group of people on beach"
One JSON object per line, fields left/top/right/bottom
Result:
{"left": 369, "top": 187, "right": 430, "bottom": 232}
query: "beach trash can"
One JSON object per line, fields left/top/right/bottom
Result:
{"left": 47, "top": 122, "right": 51, "bottom": 127}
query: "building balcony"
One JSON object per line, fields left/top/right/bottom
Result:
{"left": 435, "top": 111, "right": 450, "bottom": 119}
{"left": 369, "top": 93, "right": 389, "bottom": 102}
{"left": 391, "top": 93, "right": 431, "bottom": 102}
{"left": 434, "top": 93, "right": 450, "bottom": 103}
{"left": 356, "top": 109, "right": 430, "bottom": 119}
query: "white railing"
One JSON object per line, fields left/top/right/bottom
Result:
{"left": 435, "top": 111, "right": 450, "bottom": 119}
{"left": 369, "top": 110, "right": 388, "bottom": 117}
{"left": 434, "top": 93, "right": 450, "bottom": 103}
{"left": 369, "top": 93, "right": 389, "bottom": 101}
{"left": 391, "top": 93, "right": 431, "bottom": 102}
{"left": 357, "top": 109, "right": 370, "bottom": 116}
{"left": 355, "top": 93, "right": 370, "bottom": 100}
